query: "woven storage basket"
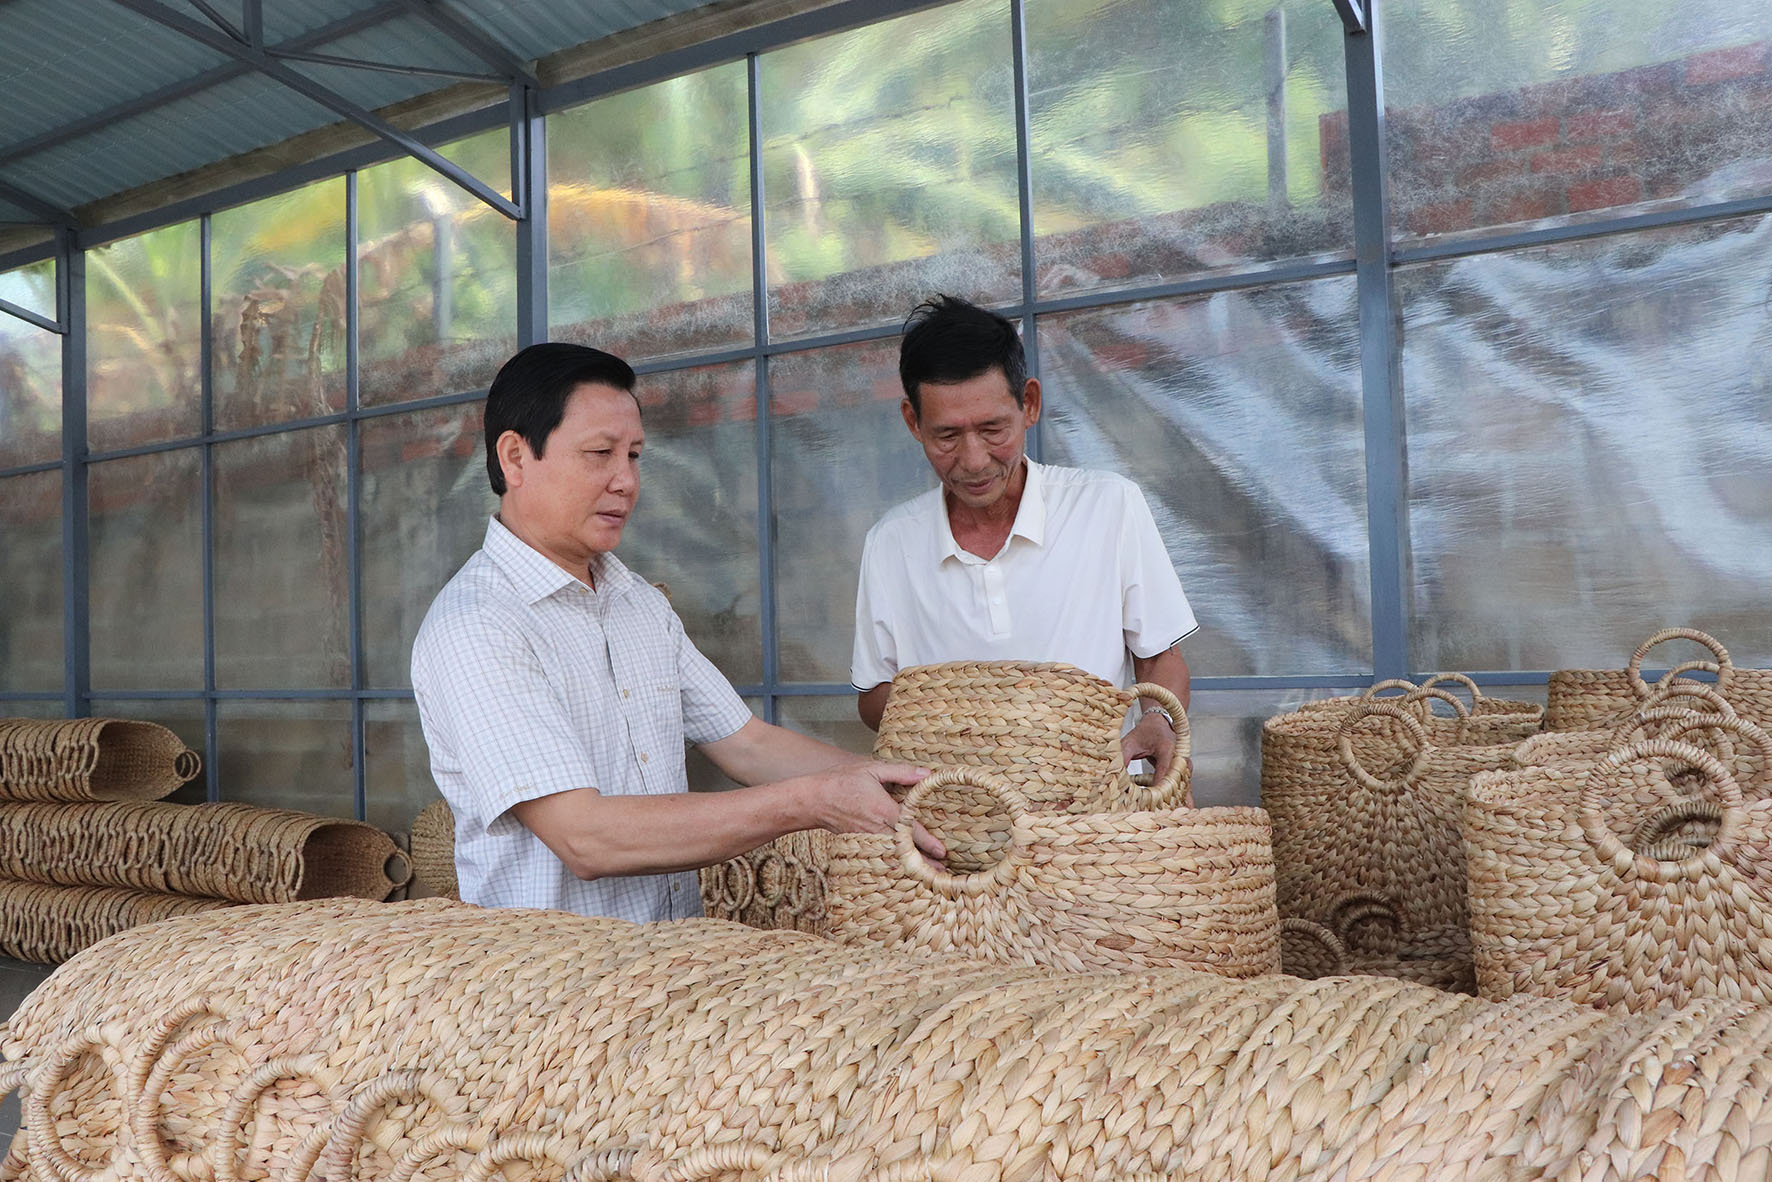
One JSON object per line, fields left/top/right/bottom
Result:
{"left": 1514, "top": 682, "right": 1738, "bottom": 768}
{"left": 873, "top": 660, "right": 1191, "bottom": 873}
{"left": 0, "top": 717, "right": 200, "bottom": 802}
{"left": 820, "top": 766, "right": 1279, "bottom": 975}
{"left": 1264, "top": 699, "right": 1517, "bottom": 937}
{"left": 1298, "top": 673, "right": 1543, "bottom": 745}
{"left": 1545, "top": 627, "right": 1772, "bottom": 732}
{"left": 1277, "top": 898, "right": 1475, "bottom": 993}
{"left": 409, "top": 799, "right": 460, "bottom": 901}
{"left": 0, "top": 801, "right": 410, "bottom": 903}
{"left": 1467, "top": 739, "right": 1772, "bottom": 1012}
{"left": 0, "top": 879, "right": 231, "bottom": 964}
{"left": 1515, "top": 697, "right": 1772, "bottom": 801}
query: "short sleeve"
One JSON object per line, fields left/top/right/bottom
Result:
{"left": 1118, "top": 481, "right": 1198, "bottom": 659}
{"left": 411, "top": 604, "right": 601, "bottom": 833}
{"left": 849, "top": 527, "right": 899, "bottom": 691}
{"left": 673, "top": 609, "right": 753, "bottom": 744}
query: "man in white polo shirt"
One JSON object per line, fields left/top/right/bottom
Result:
{"left": 853, "top": 295, "right": 1197, "bottom": 778}
{"left": 413, "top": 342, "right": 942, "bottom": 922}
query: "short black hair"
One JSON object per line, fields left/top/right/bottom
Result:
{"left": 898, "top": 294, "right": 1027, "bottom": 419}
{"left": 483, "top": 342, "right": 637, "bottom": 495}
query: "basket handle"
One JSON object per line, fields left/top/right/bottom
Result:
{"left": 1324, "top": 889, "right": 1403, "bottom": 955}
{"left": 1418, "top": 672, "right": 1484, "bottom": 707}
{"left": 1279, "top": 917, "right": 1347, "bottom": 977}
{"left": 1630, "top": 799, "right": 1725, "bottom": 853}
{"left": 1631, "top": 681, "right": 1737, "bottom": 722}
{"left": 654, "top": 1142, "right": 776, "bottom": 1182}
{"left": 1360, "top": 679, "right": 1421, "bottom": 701}
{"left": 1126, "top": 682, "right": 1191, "bottom": 808}
{"left": 1627, "top": 628, "right": 1732, "bottom": 699}
{"left": 1336, "top": 702, "right": 1431, "bottom": 793}
{"left": 895, "top": 767, "right": 1031, "bottom": 898}
{"left": 1662, "top": 713, "right": 1772, "bottom": 797}
{"left": 1580, "top": 740, "right": 1744, "bottom": 882}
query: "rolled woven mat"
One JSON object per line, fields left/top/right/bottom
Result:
{"left": 1298, "top": 672, "right": 1544, "bottom": 744}
{"left": 699, "top": 827, "right": 828, "bottom": 933}
{"left": 408, "top": 799, "right": 459, "bottom": 901}
{"left": 0, "top": 717, "right": 201, "bottom": 802}
{"left": 1263, "top": 699, "right": 1518, "bottom": 939}
{"left": 1467, "top": 739, "right": 1772, "bottom": 1012}
{"left": 1546, "top": 626, "right": 1772, "bottom": 732}
{"left": 0, "top": 879, "right": 231, "bottom": 965}
{"left": 821, "top": 766, "right": 1279, "bottom": 975}
{"left": 9, "top": 900, "right": 1772, "bottom": 1182}
{"left": 0, "top": 800, "right": 410, "bottom": 904}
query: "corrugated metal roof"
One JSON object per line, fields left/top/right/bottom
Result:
{"left": 0, "top": 0, "right": 722, "bottom": 229}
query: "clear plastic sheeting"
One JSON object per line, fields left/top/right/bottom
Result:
{"left": 1039, "top": 279, "right": 1371, "bottom": 679}
{"left": 88, "top": 451, "right": 203, "bottom": 691}
{"left": 1402, "top": 215, "right": 1772, "bottom": 672}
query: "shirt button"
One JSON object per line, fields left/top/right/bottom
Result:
{"left": 640, "top": 753, "right": 649, "bottom": 764}
{"left": 622, "top": 689, "right": 630, "bottom": 699}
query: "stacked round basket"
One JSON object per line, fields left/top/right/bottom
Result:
{"left": 0, "top": 717, "right": 411, "bottom": 963}
{"left": 5, "top": 898, "right": 1772, "bottom": 1182}
{"left": 703, "top": 662, "right": 1282, "bottom": 977}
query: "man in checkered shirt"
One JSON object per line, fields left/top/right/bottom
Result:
{"left": 412, "top": 343, "right": 944, "bottom": 922}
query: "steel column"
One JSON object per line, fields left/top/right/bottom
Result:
{"left": 747, "top": 53, "right": 780, "bottom": 725}
{"left": 1343, "top": 0, "right": 1410, "bottom": 679}
{"left": 57, "top": 230, "right": 89, "bottom": 720}
{"left": 514, "top": 85, "right": 547, "bottom": 345}
{"left": 1009, "top": 0, "right": 1041, "bottom": 462}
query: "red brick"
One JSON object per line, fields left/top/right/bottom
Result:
{"left": 1684, "top": 43, "right": 1769, "bottom": 86}
{"left": 1607, "top": 142, "right": 1645, "bottom": 169}
{"left": 450, "top": 433, "right": 475, "bottom": 458}
{"left": 1568, "top": 174, "right": 1642, "bottom": 212}
{"left": 1092, "top": 253, "right": 1133, "bottom": 281}
{"left": 1566, "top": 109, "right": 1636, "bottom": 142}
{"left": 401, "top": 438, "right": 444, "bottom": 462}
{"left": 1530, "top": 145, "right": 1605, "bottom": 175}
{"left": 1490, "top": 116, "right": 1559, "bottom": 152}
{"left": 771, "top": 386, "right": 819, "bottom": 416}
{"left": 1482, "top": 188, "right": 1562, "bottom": 226}
{"left": 1407, "top": 199, "right": 1475, "bottom": 236}
{"left": 1456, "top": 158, "right": 1526, "bottom": 187}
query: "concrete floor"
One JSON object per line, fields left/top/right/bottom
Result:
{"left": 0, "top": 955, "right": 58, "bottom": 1143}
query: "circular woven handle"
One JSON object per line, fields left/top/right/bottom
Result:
{"left": 1336, "top": 702, "right": 1431, "bottom": 793}
{"left": 1580, "top": 740, "right": 1743, "bottom": 882}
{"left": 1631, "top": 799, "right": 1725, "bottom": 852}
{"left": 656, "top": 1141, "right": 775, "bottom": 1182}
{"left": 1279, "top": 917, "right": 1347, "bottom": 977}
{"left": 1419, "top": 672, "right": 1485, "bottom": 707}
{"left": 1663, "top": 713, "right": 1772, "bottom": 797}
{"left": 896, "top": 768, "right": 1031, "bottom": 898}
{"left": 1628, "top": 628, "right": 1732, "bottom": 699}
{"left": 1636, "top": 681, "right": 1737, "bottom": 720}
{"left": 1128, "top": 682, "right": 1190, "bottom": 807}
{"left": 1325, "top": 889, "right": 1403, "bottom": 956}
{"left": 27, "top": 1029, "right": 117, "bottom": 1182}
{"left": 1361, "top": 679, "right": 1421, "bottom": 701}
{"left": 173, "top": 750, "right": 202, "bottom": 782}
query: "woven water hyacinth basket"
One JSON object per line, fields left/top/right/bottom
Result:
{"left": 699, "top": 828, "right": 829, "bottom": 933}
{"left": 1298, "top": 672, "right": 1544, "bottom": 745}
{"left": 0, "top": 879, "right": 232, "bottom": 964}
{"left": 1263, "top": 699, "right": 1518, "bottom": 937}
{"left": 1467, "top": 739, "right": 1772, "bottom": 1012}
{"left": 874, "top": 660, "right": 1191, "bottom": 873}
{"left": 408, "top": 799, "right": 460, "bottom": 901}
{"left": 9, "top": 900, "right": 1772, "bottom": 1182}
{"left": 1545, "top": 627, "right": 1772, "bottom": 732}
{"left": 820, "top": 766, "right": 1279, "bottom": 975}
{"left": 0, "top": 800, "right": 410, "bottom": 904}
{"left": 0, "top": 717, "right": 201, "bottom": 802}
{"left": 1515, "top": 694, "right": 1772, "bottom": 800}
{"left": 1276, "top": 899, "right": 1475, "bottom": 993}
{"left": 1514, "top": 681, "right": 1739, "bottom": 769}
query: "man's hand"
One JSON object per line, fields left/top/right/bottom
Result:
{"left": 1122, "top": 711, "right": 1179, "bottom": 783}
{"left": 809, "top": 761, "right": 946, "bottom": 862}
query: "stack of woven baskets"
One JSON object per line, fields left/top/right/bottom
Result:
{"left": 0, "top": 717, "right": 411, "bottom": 964}
{"left": 5, "top": 897, "right": 1772, "bottom": 1182}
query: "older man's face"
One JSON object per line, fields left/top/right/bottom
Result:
{"left": 901, "top": 367, "right": 1041, "bottom": 511}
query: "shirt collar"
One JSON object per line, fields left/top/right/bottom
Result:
{"left": 482, "top": 515, "right": 634, "bottom": 605}
{"left": 936, "top": 457, "right": 1047, "bottom": 562}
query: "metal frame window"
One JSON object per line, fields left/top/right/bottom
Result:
{"left": 4, "top": 0, "right": 1772, "bottom": 816}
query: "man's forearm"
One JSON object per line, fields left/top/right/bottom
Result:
{"left": 1133, "top": 644, "right": 1190, "bottom": 712}
{"left": 513, "top": 780, "right": 819, "bottom": 880}
{"left": 699, "top": 716, "right": 868, "bottom": 786}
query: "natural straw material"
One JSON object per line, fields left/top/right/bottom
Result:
{"left": 408, "top": 799, "right": 460, "bottom": 901}
{"left": 0, "top": 801, "right": 411, "bottom": 903}
{"left": 1545, "top": 627, "right": 1772, "bottom": 732}
{"left": 0, "top": 717, "right": 200, "bottom": 802}
{"left": 821, "top": 766, "right": 1279, "bottom": 975}
{"left": 0, "top": 879, "right": 231, "bottom": 964}
{"left": 1299, "top": 673, "right": 1544, "bottom": 745}
{"left": 1514, "top": 681, "right": 1740, "bottom": 769}
{"left": 873, "top": 660, "right": 1192, "bottom": 811}
{"left": 1263, "top": 700, "right": 1518, "bottom": 936}
{"left": 699, "top": 828, "right": 829, "bottom": 933}
{"left": 8, "top": 899, "right": 1772, "bottom": 1182}
{"left": 1467, "top": 739, "right": 1772, "bottom": 1011}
